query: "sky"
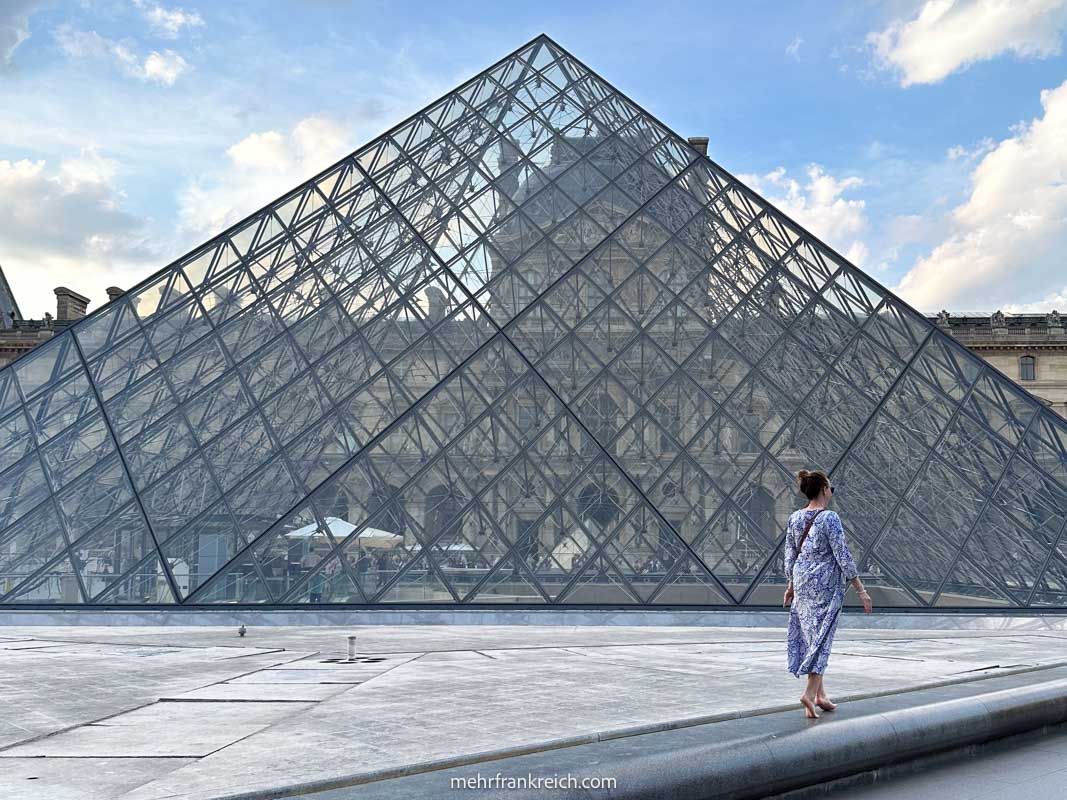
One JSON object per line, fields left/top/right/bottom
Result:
{"left": 2, "top": 0, "right": 1067, "bottom": 319}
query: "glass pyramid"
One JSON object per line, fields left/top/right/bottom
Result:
{"left": 2, "top": 35, "right": 1065, "bottom": 609}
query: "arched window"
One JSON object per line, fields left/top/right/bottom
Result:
{"left": 740, "top": 411, "right": 761, "bottom": 454}
{"left": 744, "top": 487, "right": 776, "bottom": 540}
{"left": 596, "top": 392, "right": 620, "bottom": 434}
{"left": 515, "top": 269, "right": 540, "bottom": 311}
{"left": 577, "top": 483, "right": 620, "bottom": 529}
{"left": 424, "top": 484, "right": 465, "bottom": 541}
{"left": 1020, "top": 355, "right": 1036, "bottom": 381}
{"left": 371, "top": 484, "right": 406, "bottom": 536}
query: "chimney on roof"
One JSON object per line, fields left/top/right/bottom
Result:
{"left": 54, "top": 287, "right": 90, "bottom": 322}
{"left": 688, "top": 136, "right": 709, "bottom": 156}
{"left": 106, "top": 286, "right": 124, "bottom": 302}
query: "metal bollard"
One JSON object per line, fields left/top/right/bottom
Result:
{"left": 347, "top": 635, "right": 357, "bottom": 661}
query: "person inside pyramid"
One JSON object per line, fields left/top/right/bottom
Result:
{"left": 783, "top": 469, "right": 872, "bottom": 718}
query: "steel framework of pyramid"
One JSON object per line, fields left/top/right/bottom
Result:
{"left": 1, "top": 35, "right": 1066, "bottom": 609}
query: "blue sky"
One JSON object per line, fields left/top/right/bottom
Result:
{"left": 2, "top": 0, "right": 1067, "bottom": 318}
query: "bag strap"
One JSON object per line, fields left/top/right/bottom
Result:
{"left": 795, "top": 510, "right": 825, "bottom": 555}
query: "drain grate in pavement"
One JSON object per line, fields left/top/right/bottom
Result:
{"left": 318, "top": 657, "right": 386, "bottom": 664}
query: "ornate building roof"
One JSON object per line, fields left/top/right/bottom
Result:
{"left": 0, "top": 263, "right": 22, "bottom": 330}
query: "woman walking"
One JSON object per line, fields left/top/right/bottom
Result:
{"left": 783, "top": 470, "right": 872, "bottom": 718}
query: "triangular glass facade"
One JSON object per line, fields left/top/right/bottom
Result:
{"left": 2, "top": 35, "right": 1066, "bottom": 608}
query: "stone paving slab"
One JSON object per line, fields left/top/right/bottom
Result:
{"left": 0, "top": 757, "right": 196, "bottom": 800}
{"left": 0, "top": 641, "right": 314, "bottom": 750}
{"left": 2, "top": 701, "right": 313, "bottom": 758}
{"left": 223, "top": 669, "right": 367, "bottom": 685}
{"left": 164, "top": 684, "right": 352, "bottom": 702}
{"left": 0, "top": 622, "right": 1065, "bottom": 800}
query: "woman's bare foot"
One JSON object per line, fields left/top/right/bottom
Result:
{"left": 816, "top": 695, "right": 837, "bottom": 711}
{"left": 799, "top": 694, "right": 820, "bottom": 718}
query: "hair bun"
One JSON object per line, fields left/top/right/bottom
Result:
{"left": 796, "top": 468, "right": 830, "bottom": 500}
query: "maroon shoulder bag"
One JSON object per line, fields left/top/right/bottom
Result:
{"left": 795, "top": 509, "right": 825, "bottom": 555}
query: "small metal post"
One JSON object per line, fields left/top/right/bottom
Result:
{"left": 347, "top": 635, "right": 357, "bottom": 661}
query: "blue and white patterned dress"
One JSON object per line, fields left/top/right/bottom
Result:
{"left": 785, "top": 509, "right": 859, "bottom": 677}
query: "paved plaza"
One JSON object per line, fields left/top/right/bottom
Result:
{"left": 0, "top": 617, "right": 1066, "bottom": 798}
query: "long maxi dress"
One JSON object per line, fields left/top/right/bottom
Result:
{"left": 785, "top": 509, "right": 859, "bottom": 677}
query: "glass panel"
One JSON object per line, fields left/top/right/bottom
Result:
{"left": 993, "top": 454, "right": 1067, "bottom": 548}
{"left": 937, "top": 409, "right": 1015, "bottom": 490}
{"left": 159, "top": 503, "right": 243, "bottom": 599}
{"left": 883, "top": 370, "right": 956, "bottom": 448}
{"left": 0, "top": 408, "right": 34, "bottom": 476}
{"left": 104, "top": 371, "right": 177, "bottom": 443}
{"left": 0, "top": 452, "right": 51, "bottom": 534}
{"left": 851, "top": 411, "right": 928, "bottom": 495}
{"left": 129, "top": 270, "right": 192, "bottom": 325}
{"left": 2, "top": 555, "right": 83, "bottom": 604}
{"left": 205, "top": 411, "right": 277, "bottom": 492}
{"left": 254, "top": 506, "right": 342, "bottom": 602}
{"left": 904, "top": 458, "right": 984, "bottom": 548}
{"left": 285, "top": 412, "right": 358, "bottom": 492}
{"left": 188, "top": 550, "right": 272, "bottom": 604}
{"left": 831, "top": 455, "right": 899, "bottom": 555}
{"left": 184, "top": 371, "right": 254, "bottom": 445}
{"left": 90, "top": 332, "right": 159, "bottom": 401}
{"left": 872, "top": 505, "right": 961, "bottom": 604}
{"left": 146, "top": 297, "right": 213, "bottom": 363}
{"left": 14, "top": 334, "right": 81, "bottom": 399}
{"left": 141, "top": 454, "right": 221, "bottom": 543}
{"left": 56, "top": 456, "right": 134, "bottom": 543}
{"left": 123, "top": 412, "right": 199, "bottom": 491}
{"left": 91, "top": 553, "right": 175, "bottom": 604}
{"left": 40, "top": 411, "right": 115, "bottom": 490}
{"left": 0, "top": 371, "right": 19, "bottom": 418}
{"left": 962, "top": 502, "right": 1050, "bottom": 603}
{"left": 0, "top": 503, "right": 67, "bottom": 599}
{"left": 226, "top": 457, "right": 303, "bottom": 544}
{"left": 164, "top": 335, "right": 230, "bottom": 403}
{"left": 217, "top": 301, "right": 284, "bottom": 365}
{"left": 966, "top": 373, "right": 1037, "bottom": 446}
{"left": 25, "top": 368, "right": 98, "bottom": 444}
{"left": 261, "top": 370, "right": 334, "bottom": 446}
{"left": 71, "top": 503, "right": 157, "bottom": 599}
{"left": 75, "top": 298, "right": 139, "bottom": 359}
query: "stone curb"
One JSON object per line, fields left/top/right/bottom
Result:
{"left": 206, "top": 662, "right": 1067, "bottom": 800}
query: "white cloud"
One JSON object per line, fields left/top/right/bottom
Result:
{"left": 786, "top": 36, "right": 803, "bottom": 60}
{"left": 947, "top": 137, "right": 995, "bottom": 161}
{"left": 178, "top": 115, "right": 352, "bottom": 236}
{"left": 54, "top": 27, "right": 188, "bottom": 85}
{"left": 869, "top": 0, "right": 1067, "bottom": 87}
{"left": 0, "top": 0, "right": 41, "bottom": 66}
{"left": 1006, "top": 288, "right": 1067, "bottom": 313}
{"left": 894, "top": 79, "right": 1067, "bottom": 310}
{"left": 226, "top": 131, "right": 290, "bottom": 171}
{"left": 135, "top": 1, "right": 205, "bottom": 39}
{"left": 141, "top": 49, "right": 187, "bottom": 85}
{"left": 0, "top": 149, "right": 158, "bottom": 319}
{"left": 740, "top": 164, "right": 870, "bottom": 265}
